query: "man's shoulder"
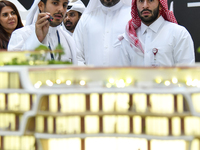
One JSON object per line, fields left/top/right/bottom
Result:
{"left": 119, "top": 2, "right": 131, "bottom": 11}
{"left": 164, "top": 21, "right": 187, "bottom": 31}
{"left": 76, "top": 13, "right": 91, "bottom": 27}
{"left": 121, "top": 3, "right": 131, "bottom": 9}
{"left": 115, "top": 33, "right": 131, "bottom": 47}
{"left": 60, "top": 25, "right": 72, "bottom": 36}
{"left": 57, "top": 26, "right": 75, "bottom": 43}
{"left": 12, "top": 24, "right": 35, "bottom": 36}
{"left": 163, "top": 21, "right": 191, "bottom": 38}
{"left": 58, "top": 26, "right": 70, "bottom": 35}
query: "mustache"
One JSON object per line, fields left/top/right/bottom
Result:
{"left": 65, "top": 21, "right": 72, "bottom": 24}
{"left": 141, "top": 9, "right": 152, "bottom": 13}
{"left": 53, "top": 13, "right": 63, "bottom": 17}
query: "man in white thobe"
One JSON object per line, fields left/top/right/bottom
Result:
{"left": 61, "top": 0, "right": 85, "bottom": 36}
{"left": 118, "top": 0, "right": 194, "bottom": 66}
{"left": 73, "top": 0, "right": 131, "bottom": 66}
{"left": 8, "top": 0, "right": 77, "bottom": 64}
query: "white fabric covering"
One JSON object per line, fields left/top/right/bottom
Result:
{"left": 26, "top": 0, "right": 40, "bottom": 25}
{"left": 8, "top": 25, "right": 77, "bottom": 64}
{"left": 119, "top": 16, "right": 195, "bottom": 66}
{"left": 84, "top": 0, "right": 131, "bottom": 14}
{"left": 8, "top": 0, "right": 77, "bottom": 64}
{"left": 73, "top": 0, "right": 131, "bottom": 66}
{"left": 67, "top": 0, "right": 85, "bottom": 13}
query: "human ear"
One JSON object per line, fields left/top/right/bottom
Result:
{"left": 38, "top": 1, "right": 45, "bottom": 12}
{"left": 159, "top": 3, "right": 162, "bottom": 11}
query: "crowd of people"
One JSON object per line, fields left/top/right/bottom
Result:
{"left": 0, "top": 0, "right": 195, "bottom": 67}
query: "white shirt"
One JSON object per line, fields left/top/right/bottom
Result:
{"left": 61, "top": 23, "right": 73, "bottom": 36}
{"left": 8, "top": 24, "right": 77, "bottom": 64}
{"left": 73, "top": 1, "right": 131, "bottom": 66}
{"left": 119, "top": 16, "right": 195, "bottom": 66}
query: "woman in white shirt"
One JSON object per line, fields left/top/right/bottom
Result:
{"left": 0, "top": 0, "right": 23, "bottom": 49}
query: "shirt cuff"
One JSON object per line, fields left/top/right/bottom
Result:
{"left": 22, "top": 32, "right": 47, "bottom": 51}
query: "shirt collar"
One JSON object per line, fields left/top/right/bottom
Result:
{"left": 66, "top": 29, "right": 73, "bottom": 36}
{"left": 141, "top": 16, "right": 165, "bottom": 35}
{"left": 49, "top": 26, "right": 58, "bottom": 34}
{"left": 101, "top": 1, "right": 123, "bottom": 13}
{"left": 61, "top": 23, "right": 73, "bottom": 36}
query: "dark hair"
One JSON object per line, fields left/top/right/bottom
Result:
{"left": 78, "top": 12, "right": 82, "bottom": 17}
{"left": 41, "top": 0, "right": 47, "bottom": 5}
{"left": 67, "top": 5, "right": 72, "bottom": 10}
{"left": 0, "top": 0, "right": 23, "bottom": 49}
{"left": 39, "top": 0, "right": 47, "bottom": 12}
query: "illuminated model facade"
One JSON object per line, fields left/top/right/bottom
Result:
{"left": 0, "top": 66, "right": 200, "bottom": 150}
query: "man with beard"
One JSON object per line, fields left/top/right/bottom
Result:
{"left": 118, "top": 0, "right": 194, "bottom": 66}
{"left": 8, "top": 0, "right": 77, "bottom": 63}
{"left": 73, "top": 0, "right": 131, "bottom": 66}
{"left": 62, "top": 0, "right": 85, "bottom": 36}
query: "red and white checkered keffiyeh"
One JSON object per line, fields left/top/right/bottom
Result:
{"left": 126, "top": 0, "right": 177, "bottom": 53}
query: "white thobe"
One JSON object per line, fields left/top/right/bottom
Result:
{"left": 119, "top": 16, "right": 195, "bottom": 66}
{"left": 8, "top": 24, "right": 77, "bottom": 64}
{"left": 73, "top": 1, "right": 131, "bottom": 66}
{"left": 61, "top": 23, "right": 73, "bottom": 36}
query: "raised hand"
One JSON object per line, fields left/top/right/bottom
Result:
{"left": 35, "top": 12, "right": 51, "bottom": 43}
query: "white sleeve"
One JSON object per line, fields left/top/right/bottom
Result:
{"left": 174, "top": 27, "right": 195, "bottom": 65}
{"left": 8, "top": 30, "right": 25, "bottom": 51}
{"left": 22, "top": 31, "right": 45, "bottom": 51}
{"left": 68, "top": 37, "right": 78, "bottom": 65}
{"left": 119, "top": 39, "right": 132, "bottom": 66}
{"left": 59, "top": 29, "right": 78, "bottom": 65}
{"left": 8, "top": 28, "right": 45, "bottom": 51}
{"left": 73, "top": 17, "right": 86, "bottom": 66}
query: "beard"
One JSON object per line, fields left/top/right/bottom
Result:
{"left": 49, "top": 13, "right": 64, "bottom": 27}
{"left": 64, "top": 18, "right": 79, "bottom": 32}
{"left": 138, "top": 5, "right": 160, "bottom": 25}
{"left": 43, "top": 7, "right": 63, "bottom": 27}
{"left": 100, "top": 0, "right": 120, "bottom": 7}
{"left": 50, "top": 20, "right": 62, "bottom": 27}
{"left": 64, "top": 21, "right": 75, "bottom": 32}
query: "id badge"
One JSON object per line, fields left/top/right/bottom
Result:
{"left": 151, "top": 48, "right": 159, "bottom": 67}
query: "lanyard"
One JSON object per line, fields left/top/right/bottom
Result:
{"left": 48, "top": 30, "right": 61, "bottom": 60}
